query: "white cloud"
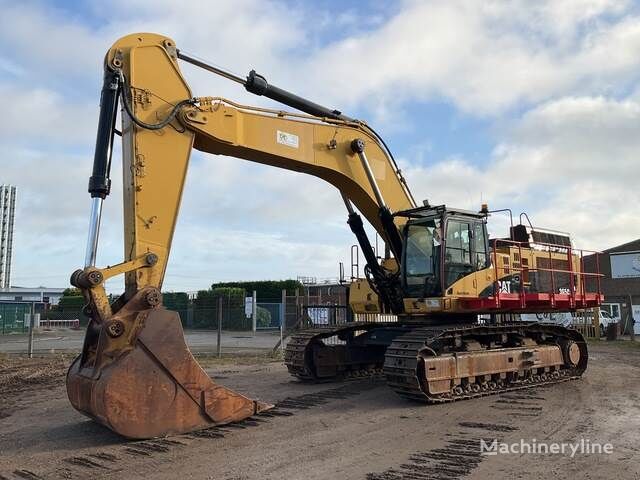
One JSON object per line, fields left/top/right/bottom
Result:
{"left": 403, "top": 94, "right": 640, "bottom": 250}
{"left": 0, "top": 84, "right": 96, "bottom": 145}
{"left": 166, "top": 224, "right": 346, "bottom": 288}
{"left": 0, "top": 2, "right": 104, "bottom": 81}
{"left": 301, "top": 0, "right": 640, "bottom": 117}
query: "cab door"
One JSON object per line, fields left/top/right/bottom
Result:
{"left": 443, "top": 218, "right": 489, "bottom": 297}
{"left": 472, "top": 221, "right": 489, "bottom": 271}
{"left": 443, "top": 219, "right": 474, "bottom": 294}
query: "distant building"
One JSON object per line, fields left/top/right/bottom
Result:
{"left": 297, "top": 276, "right": 347, "bottom": 304}
{"left": 584, "top": 239, "right": 640, "bottom": 334}
{"left": 0, "top": 287, "right": 66, "bottom": 305}
{"left": 0, "top": 185, "right": 17, "bottom": 288}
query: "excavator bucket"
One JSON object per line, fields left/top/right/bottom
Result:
{"left": 66, "top": 289, "right": 272, "bottom": 439}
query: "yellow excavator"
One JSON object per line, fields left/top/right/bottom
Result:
{"left": 68, "top": 33, "right": 602, "bottom": 439}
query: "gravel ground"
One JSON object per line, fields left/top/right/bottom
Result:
{"left": 0, "top": 341, "right": 638, "bottom": 480}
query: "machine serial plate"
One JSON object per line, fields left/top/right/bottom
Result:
{"left": 276, "top": 130, "right": 299, "bottom": 148}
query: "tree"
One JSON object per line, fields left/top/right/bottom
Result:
{"left": 62, "top": 287, "right": 82, "bottom": 297}
{"left": 162, "top": 292, "right": 189, "bottom": 311}
{"left": 192, "top": 287, "right": 249, "bottom": 330}
{"left": 256, "top": 306, "right": 272, "bottom": 328}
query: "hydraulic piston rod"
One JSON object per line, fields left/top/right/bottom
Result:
{"left": 177, "top": 50, "right": 354, "bottom": 122}
{"left": 350, "top": 138, "right": 403, "bottom": 259}
{"left": 84, "top": 197, "right": 103, "bottom": 267}
{"left": 350, "top": 139, "right": 386, "bottom": 209}
{"left": 84, "top": 68, "right": 120, "bottom": 267}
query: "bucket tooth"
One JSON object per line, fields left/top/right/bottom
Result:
{"left": 66, "top": 292, "right": 272, "bottom": 439}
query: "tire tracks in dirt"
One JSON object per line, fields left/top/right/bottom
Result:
{"left": 1, "top": 380, "right": 381, "bottom": 480}
{"left": 366, "top": 389, "right": 548, "bottom": 480}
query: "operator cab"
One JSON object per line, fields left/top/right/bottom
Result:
{"left": 396, "top": 204, "right": 489, "bottom": 297}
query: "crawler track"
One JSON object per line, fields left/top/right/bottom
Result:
{"left": 285, "top": 322, "right": 406, "bottom": 381}
{"left": 285, "top": 322, "right": 588, "bottom": 403}
{"left": 385, "top": 323, "right": 587, "bottom": 402}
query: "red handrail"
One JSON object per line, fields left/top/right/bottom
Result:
{"left": 489, "top": 238, "right": 603, "bottom": 306}
{"left": 548, "top": 247, "right": 556, "bottom": 308}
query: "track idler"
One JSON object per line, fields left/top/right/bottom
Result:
{"left": 66, "top": 288, "right": 272, "bottom": 439}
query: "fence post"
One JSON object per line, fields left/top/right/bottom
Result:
{"left": 187, "top": 301, "right": 194, "bottom": 329}
{"left": 280, "top": 289, "right": 286, "bottom": 354}
{"left": 252, "top": 290, "right": 257, "bottom": 333}
{"left": 217, "top": 296, "right": 223, "bottom": 358}
{"left": 629, "top": 294, "right": 635, "bottom": 342}
{"left": 295, "top": 288, "right": 300, "bottom": 329}
{"left": 27, "top": 302, "right": 34, "bottom": 358}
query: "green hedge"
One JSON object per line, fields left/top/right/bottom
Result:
{"left": 50, "top": 294, "right": 89, "bottom": 325}
{"left": 163, "top": 292, "right": 189, "bottom": 311}
{"left": 191, "top": 287, "right": 249, "bottom": 330}
{"left": 211, "top": 280, "right": 303, "bottom": 300}
{"left": 51, "top": 287, "right": 267, "bottom": 331}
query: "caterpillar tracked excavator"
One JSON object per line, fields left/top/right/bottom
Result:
{"left": 68, "top": 33, "right": 603, "bottom": 439}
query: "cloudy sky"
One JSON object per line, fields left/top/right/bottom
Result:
{"left": 1, "top": 0, "right": 639, "bottom": 293}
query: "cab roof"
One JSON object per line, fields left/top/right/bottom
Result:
{"left": 394, "top": 204, "right": 486, "bottom": 220}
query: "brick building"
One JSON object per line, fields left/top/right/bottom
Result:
{"left": 584, "top": 239, "right": 640, "bottom": 334}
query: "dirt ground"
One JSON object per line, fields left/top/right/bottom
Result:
{"left": 0, "top": 341, "right": 639, "bottom": 480}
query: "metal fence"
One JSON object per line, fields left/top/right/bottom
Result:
{"left": 142, "top": 305, "right": 254, "bottom": 331}
{"left": 1, "top": 288, "right": 393, "bottom": 336}
{"left": 256, "top": 302, "right": 283, "bottom": 329}
{"left": 0, "top": 303, "right": 32, "bottom": 334}
{"left": 44, "top": 306, "right": 253, "bottom": 331}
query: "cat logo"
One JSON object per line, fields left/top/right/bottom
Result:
{"left": 498, "top": 280, "right": 511, "bottom": 293}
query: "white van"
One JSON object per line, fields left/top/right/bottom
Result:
{"left": 520, "top": 310, "right": 616, "bottom": 336}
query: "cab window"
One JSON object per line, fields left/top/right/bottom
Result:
{"left": 444, "top": 219, "right": 472, "bottom": 288}
{"left": 403, "top": 219, "right": 441, "bottom": 296}
{"left": 405, "top": 224, "right": 434, "bottom": 278}
{"left": 473, "top": 221, "right": 488, "bottom": 269}
{"left": 445, "top": 220, "right": 471, "bottom": 264}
